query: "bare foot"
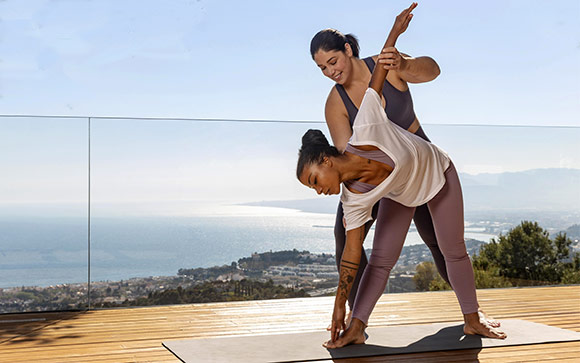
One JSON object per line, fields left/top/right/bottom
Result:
{"left": 327, "top": 310, "right": 352, "bottom": 331}
{"left": 478, "top": 309, "right": 501, "bottom": 328}
{"left": 323, "top": 318, "right": 366, "bottom": 348}
{"left": 464, "top": 312, "right": 507, "bottom": 339}
{"left": 346, "top": 310, "right": 353, "bottom": 327}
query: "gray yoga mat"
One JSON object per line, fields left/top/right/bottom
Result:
{"left": 162, "top": 319, "right": 580, "bottom": 363}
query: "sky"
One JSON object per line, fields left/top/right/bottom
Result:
{"left": 0, "top": 0, "right": 579, "bottom": 212}
{"left": 1, "top": 0, "right": 579, "bottom": 126}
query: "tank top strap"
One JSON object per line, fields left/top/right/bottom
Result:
{"left": 335, "top": 57, "right": 376, "bottom": 127}
{"left": 362, "top": 56, "right": 375, "bottom": 72}
{"left": 334, "top": 84, "right": 358, "bottom": 127}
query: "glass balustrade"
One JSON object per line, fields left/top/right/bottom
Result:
{"left": 0, "top": 116, "right": 578, "bottom": 313}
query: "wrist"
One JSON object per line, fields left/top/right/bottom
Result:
{"left": 334, "top": 293, "right": 347, "bottom": 306}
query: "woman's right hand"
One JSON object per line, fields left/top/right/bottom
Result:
{"left": 329, "top": 302, "right": 347, "bottom": 342}
{"left": 392, "top": 2, "right": 417, "bottom": 37}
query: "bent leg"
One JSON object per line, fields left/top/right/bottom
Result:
{"left": 335, "top": 201, "right": 379, "bottom": 309}
{"left": 413, "top": 204, "right": 450, "bottom": 284}
{"left": 351, "top": 198, "right": 415, "bottom": 325}
{"left": 427, "top": 162, "right": 478, "bottom": 314}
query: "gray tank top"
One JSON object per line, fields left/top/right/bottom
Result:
{"left": 335, "top": 57, "right": 429, "bottom": 142}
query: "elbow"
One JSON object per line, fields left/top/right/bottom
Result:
{"left": 427, "top": 57, "right": 441, "bottom": 81}
{"left": 432, "top": 62, "right": 441, "bottom": 79}
{"left": 335, "top": 141, "right": 347, "bottom": 154}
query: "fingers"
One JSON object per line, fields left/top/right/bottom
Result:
{"left": 332, "top": 324, "right": 340, "bottom": 342}
{"left": 378, "top": 47, "right": 401, "bottom": 70}
{"left": 407, "top": 2, "right": 418, "bottom": 13}
{"left": 330, "top": 317, "right": 345, "bottom": 342}
{"left": 382, "top": 46, "right": 397, "bottom": 53}
{"left": 330, "top": 321, "right": 337, "bottom": 342}
{"left": 400, "top": 2, "right": 418, "bottom": 17}
{"left": 404, "top": 13, "right": 413, "bottom": 27}
{"left": 393, "top": 3, "right": 416, "bottom": 35}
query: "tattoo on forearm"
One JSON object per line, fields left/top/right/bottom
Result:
{"left": 338, "top": 268, "right": 356, "bottom": 300}
{"left": 336, "top": 226, "right": 364, "bottom": 300}
{"left": 341, "top": 259, "right": 359, "bottom": 266}
{"left": 340, "top": 263, "right": 357, "bottom": 270}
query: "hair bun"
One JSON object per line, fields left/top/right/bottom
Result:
{"left": 302, "top": 129, "right": 330, "bottom": 149}
{"left": 296, "top": 129, "right": 340, "bottom": 179}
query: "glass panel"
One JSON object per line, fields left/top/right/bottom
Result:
{"left": 90, "top": 119, "right": 335, "bottom": 306}
{"left": 2, "top": 116, "right": 576, "bottom": 312}
{"left": 0, "top": 117, "right": 88, "bottom": 313}
{"left": 423, "top": 124, "right": 580, "bottom": 228}
{"left": 410, "top": 124, "right": 580, "bottom": 290}
{"left": 90, "top": 120, "right": 579, "bottom": 308}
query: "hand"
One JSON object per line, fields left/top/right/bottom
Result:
{"left": 391, "top": 2, "right": 417, "bottom": 37}
{"left": 329, "top": 302, "right": 346, "bottom": 342}
{"left": 378, "top": 46, "right": 405, "bottom": 71}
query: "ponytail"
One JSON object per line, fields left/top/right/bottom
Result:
{"left": 310, "top": 29, "right": 360, "bottom": 59}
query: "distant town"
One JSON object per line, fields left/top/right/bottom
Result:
{"left": 0, "top": 240, "right": 487, "bottom": 313}
{"left": 1, "top": 222, "right": 578, "bottom": 314}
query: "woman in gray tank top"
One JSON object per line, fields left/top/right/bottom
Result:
{"left": 309, "top": 4, "right": 499, "bottom": 334}
{"left": 303, "top": 3, "right": 505, "bottom": 347}
{"left": 310, "top": 23, "right": 443, "bottom": 309}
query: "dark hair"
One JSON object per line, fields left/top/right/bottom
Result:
{"left": 310, "top": 29, "right": 360, "bottom": 59}
{"left": 296, "top": 129, "right": 341, "bottom": 179}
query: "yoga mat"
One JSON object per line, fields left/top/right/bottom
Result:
{"left": 162, "top": 320, "right": 580, "bottom": 363}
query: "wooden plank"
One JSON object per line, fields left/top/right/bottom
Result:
{"left": 0, "top": 286, "right": 578, "bottom": 362}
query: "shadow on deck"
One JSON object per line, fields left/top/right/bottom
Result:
{"left": 0, "top": 285, "right": 578, "bottom": 362}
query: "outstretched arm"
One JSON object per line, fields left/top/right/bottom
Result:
{"left": 378, "top": 51, "right": 440, "bottom": 83}
{"left": 398, "top": 54, "right": 440, "bottom": 83}
{"left": 369, "top": 2, "right": 417, "bottom": 94}
{"left": 329, "top": 225, "right": 365, "bottom": 342}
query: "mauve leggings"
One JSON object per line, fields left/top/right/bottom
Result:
{"left": 350, "top": 162, "right": 479, "bottom": 324}
{"left": 334, "top": 193, "right": 450, "bottom": 311}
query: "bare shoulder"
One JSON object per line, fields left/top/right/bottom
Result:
{"left": 325, "top": 87, "right": 351, "bottom": 151}
{"left": 325, "top": 86, "right": 347, "bottom": 117}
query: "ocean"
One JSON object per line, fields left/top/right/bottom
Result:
{"left": 0, "top": 205, "right": 497, "bottom": 288}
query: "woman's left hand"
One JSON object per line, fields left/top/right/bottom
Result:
{"left": 378, "top": 47, "right": 406, "bottom": 71}
{"left": 329, "top": 302, "right": 347, "bottom": 342}
{"left": 391, "top": 2, "right": 417, "bottom": 36}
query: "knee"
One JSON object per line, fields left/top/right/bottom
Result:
{"left": 368, "top": 252, "right": 397, "bottom": 270}
{"left": 440, "top": 242, "right": 470, "bottom": 262}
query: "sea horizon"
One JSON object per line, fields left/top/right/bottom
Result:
{"left": 0, "top": 203, "right": 517, "bottom": 289}
{"left": 2, "top": 200, "right": 578, "bottom": 289}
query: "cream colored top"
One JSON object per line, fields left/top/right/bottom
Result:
{"left": 341, "top": 88, "right": 450, "bottom": 231}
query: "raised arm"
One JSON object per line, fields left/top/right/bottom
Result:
{"left": 369, "top": 2, "right": 417, "bottom": 94}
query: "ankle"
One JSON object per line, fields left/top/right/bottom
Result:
{"left": 350, "top": 318, "right": 366, "bottom": 332}
{"left": 463, "top": 312, "right": 479, "bottom": 324}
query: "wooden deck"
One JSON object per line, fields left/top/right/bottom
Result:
{"left": 0, "top": 285, "right": 579, "bottom": 362}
